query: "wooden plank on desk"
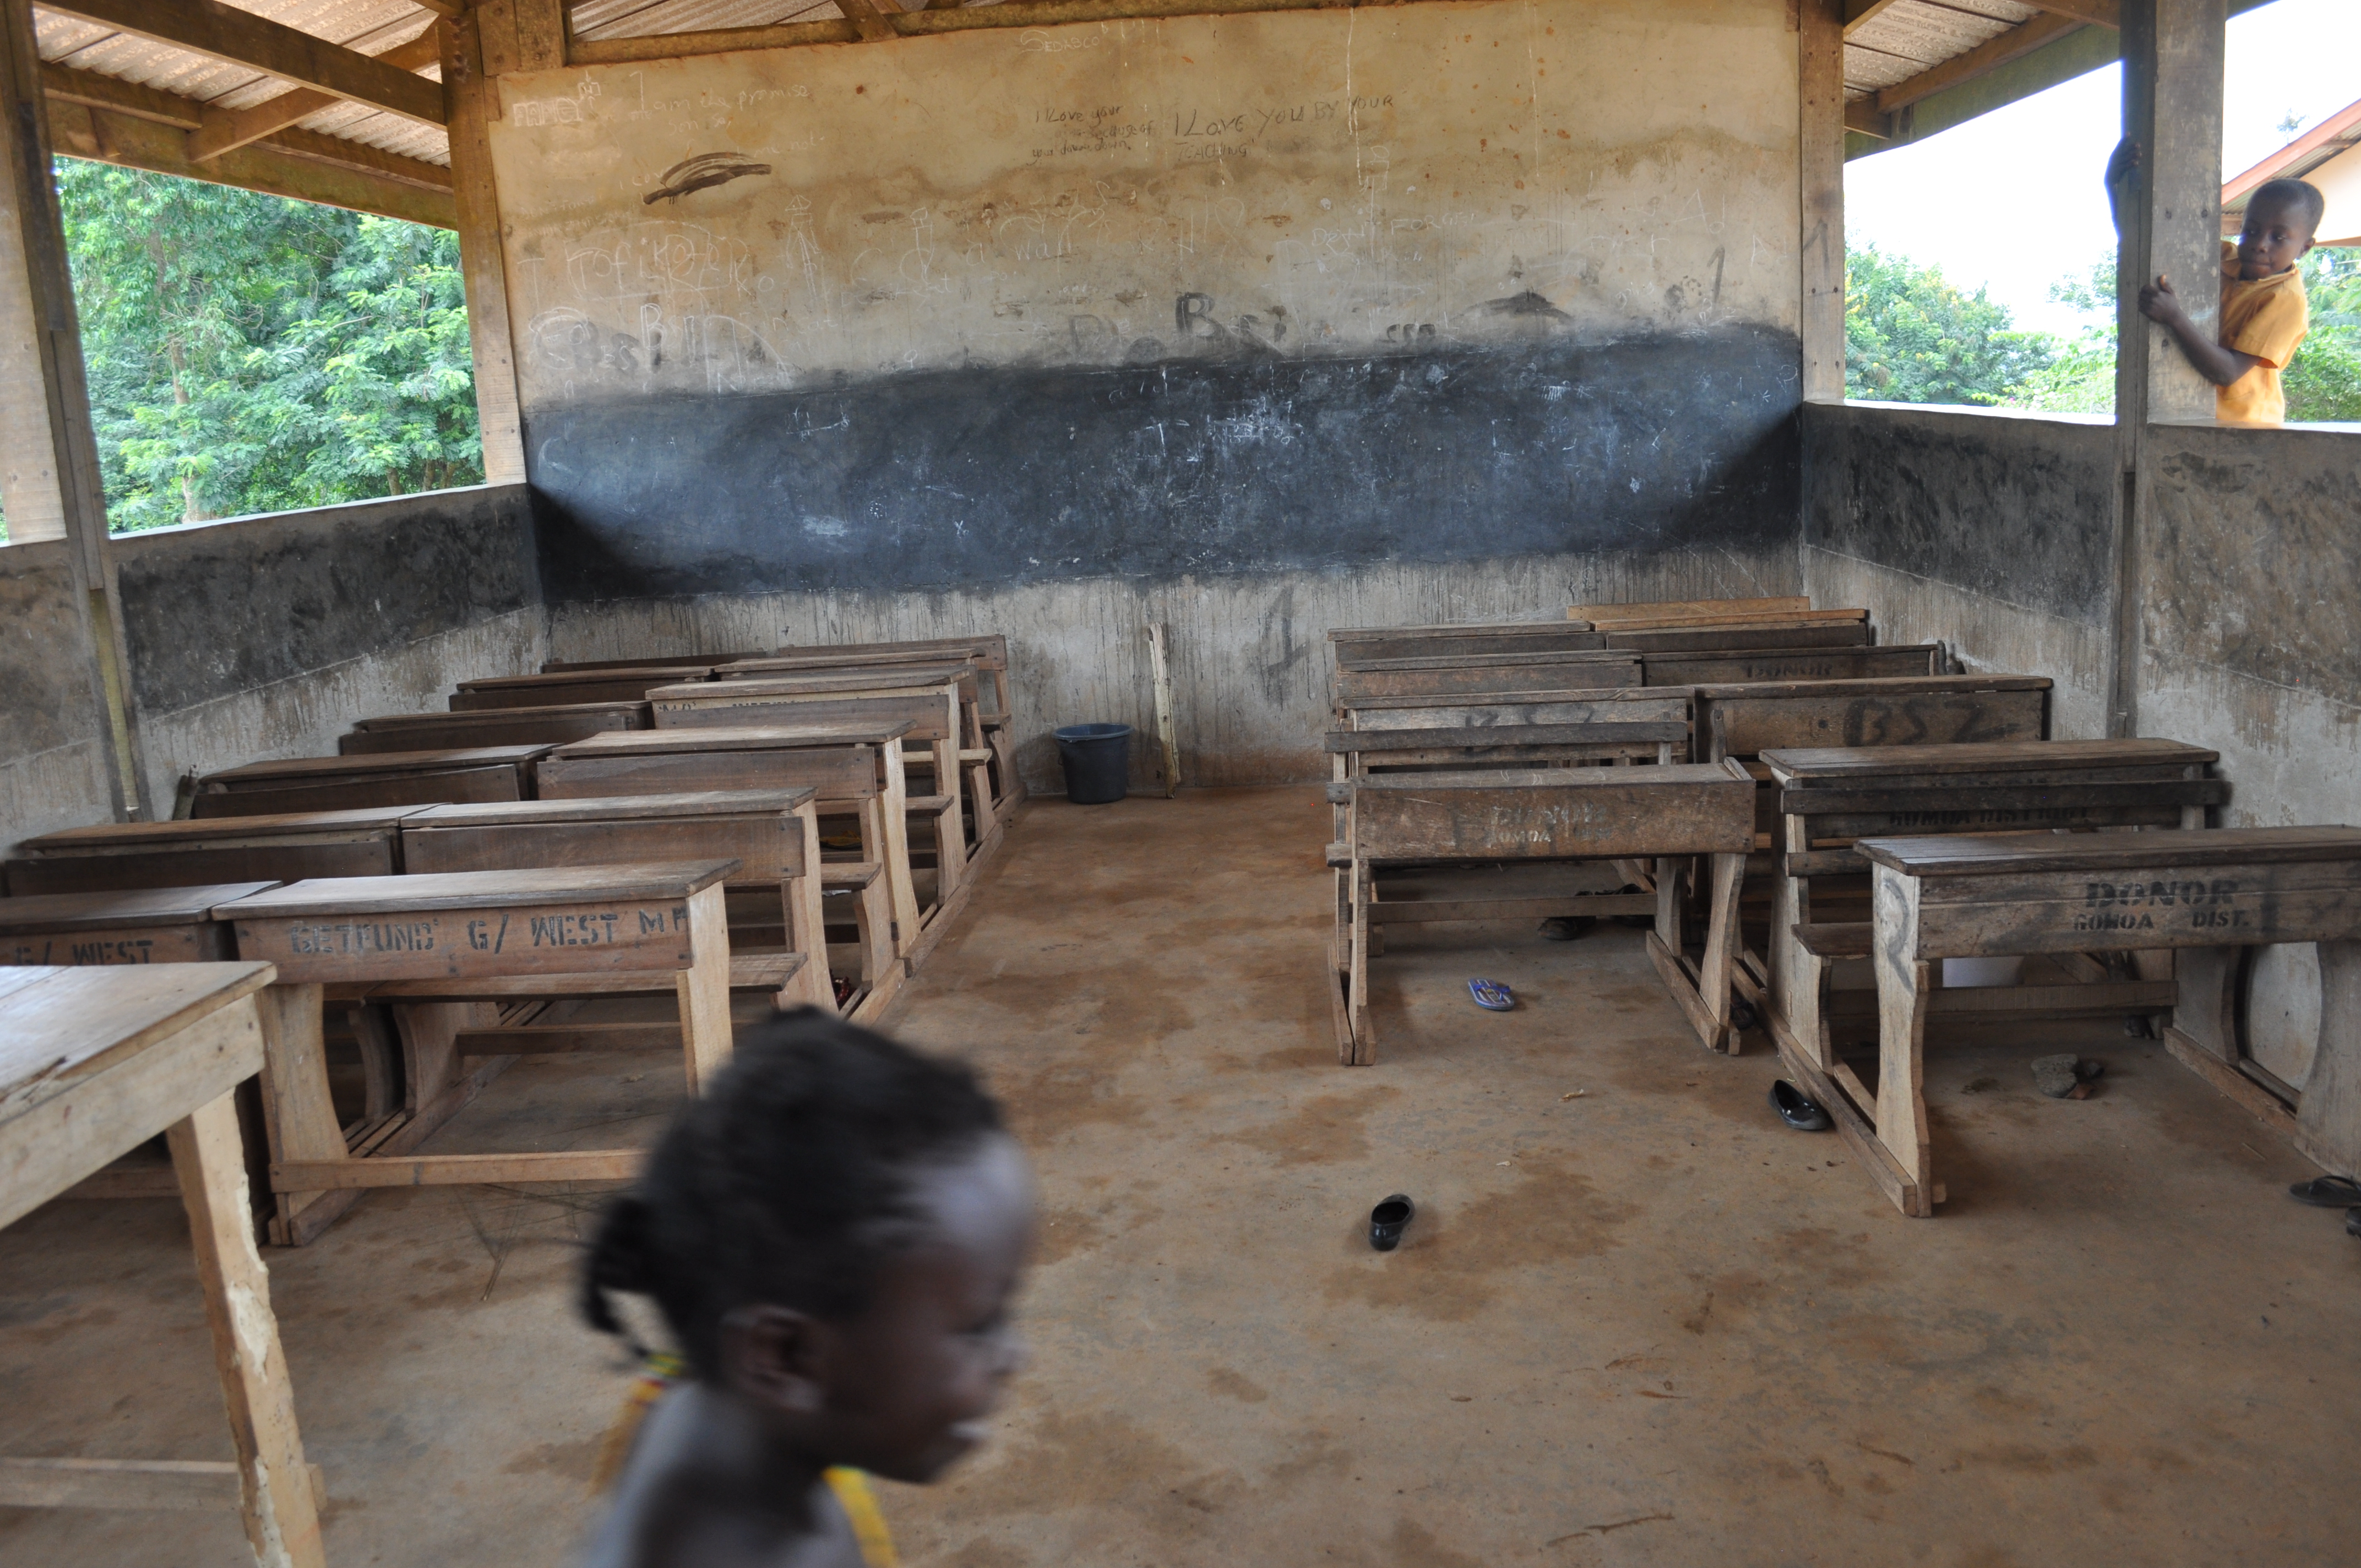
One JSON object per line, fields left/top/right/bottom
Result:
{"left": 194, "top": 766, "right": 526, "bottom": 817}
{"left": 403, "top": 797, "right": 810, "bottom": 883}
{"left": 1326, "top": 722, "right": 1689, "bottom": 753}
{"left": 539, "top": 743, "right": 877, "bottom": 803}
{"left": 1761, "top": 738, "right": 2217, "bottom": 777}
{"left": 342, "top": 705, "right": 645, "bottom": 753}
{"left": 651, "top": 692, "right": 954, "bottom": 741}
{"left": 1858, "top": 826, "right": 2361, "bottom": 876}
{"left": 1643, "top": 645, "right": 1940, "bottom": 686}
{"left": 1335, "top": 658, "right": 1643, "bottom": 704}
{"left": 1571, "top": 595, "right": 1809, "bottom": 622}
{"left": 553, "top": 722, "right": 914, "bottom": 755}
{"left": 1604, "top": 622, "right": 1869, "bottom": 651}
{"left": 1706, "top": 681, "right": 2048, "bottom": 757}
{"left": 1351, "top": 763, "right": 1754, "bottom": 862}
{"left": 1341, "top": 693, "right": 1687, "bottom": 728}
{"left": 272, "top": 1149, "right": 643, "bottom": 1188}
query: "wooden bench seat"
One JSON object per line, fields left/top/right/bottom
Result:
{"left": 0, "top": 883, "right": 275, "bottom": 966}
{"left": 1601, "top": 621, "right": 1872, "bottom": 652}
{"left": 1331, "top": 651, "right": 1644, "bottom": 706}
{"left": 1327, "top": 621, "right": 1608, "bottom": 663}
{"left": 193, "top": 745, "right": 552, "bottom": 818}
{"left": 1791, "top": 921, "right": 1872, "bottom": 959}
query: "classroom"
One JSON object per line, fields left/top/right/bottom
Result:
{"left": 3, "top": 0, "right": 2358, "bottom": 1562}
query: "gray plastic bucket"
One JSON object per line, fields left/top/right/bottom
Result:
{"left": 1054, "top": 723, "right": 1132, "bottom": 804}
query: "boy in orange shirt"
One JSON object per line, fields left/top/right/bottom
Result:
{"left": 2107, "top": 143, "right": 2322, "bottom": 423}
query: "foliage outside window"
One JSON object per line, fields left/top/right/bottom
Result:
{"left": 55, "top": 161, "right": 482, "bottom": 536}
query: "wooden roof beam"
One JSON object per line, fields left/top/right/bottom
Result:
{"left": 187, "top": 29, "right": 440, "bottom": 161}
{"left": 2029, "top": 1, "right": 2117, "bottom": 25}
{"left": 34, "top": 0, "right": 445, "bottom": 126}
{"left": 1874, "top": 10, "right": 2086, "bottom": 117}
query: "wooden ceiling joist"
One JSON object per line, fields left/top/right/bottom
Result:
{"left": 36, "top": 0, "right": 445, "bottom": 126}
{"left": 186, "top": 29, "right": 440, "bottom": 162}
{"left": 42, "top": 58, "right": 454, "bottom": 227}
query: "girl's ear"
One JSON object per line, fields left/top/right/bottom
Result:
{"left": 719, "top": 1305, "right": 830, "bottom": 1414}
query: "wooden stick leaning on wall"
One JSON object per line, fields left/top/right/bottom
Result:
{"left": 1148, "top": 623, "right": 1180, "bottom": 797}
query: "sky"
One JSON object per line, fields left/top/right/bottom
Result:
{"left": 1844, "top": 0, "right": 2361, "bottom": 337}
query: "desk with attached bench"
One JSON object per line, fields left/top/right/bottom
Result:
{"left": 218, "top": 860, "right": 740, "bottom": 1244}
{"left": 1331, "top": 761, "right": 1756, "bottom": 1065}
{"left": 1854, "top": 827, "right": 2361, "bottom": 1217}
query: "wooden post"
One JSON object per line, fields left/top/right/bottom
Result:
{"left": 0, "top": 0, "right": 149, "bottom": 818}
{"left": 2109, "top": 0, "right": 2226, "bottom": 738}
{"left": 1798, "top": 0, "right": 1846, "bottom": 404}
{"left": 167, "top": 1086, "right": 325, "bottom": 1568}
{"left": 440, "top": 14, "right": 527, "bottom": 486}
{"left": 1147, "top": 622, "right": 1180, "bottom": 797}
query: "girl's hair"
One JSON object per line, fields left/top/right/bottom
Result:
{"left": 581, "top": 1008, "right": 1005, "bottom": 1376}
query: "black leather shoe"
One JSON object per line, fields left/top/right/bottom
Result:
{"left": 1769, "top": 1080, "right": 1832, "bottom": 1131}
{"left": 1538, "top": 916, "right": 1596, "bottom": 941}
{"left": 1370, "top": 1194, "right": 1415, "bottom": 1251}
{"left": 1729, "top": 998, "right": 1759, "bottom": 1032}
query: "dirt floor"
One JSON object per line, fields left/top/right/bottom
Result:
{"left": 5, "top": 787, "right": 2359, "bottom": 1566}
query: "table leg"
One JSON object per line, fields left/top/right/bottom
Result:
{"left": 876, "top": 749, "right": 923, "bottom": 950}
{"left": 1872, "top": 866, "right": 1936, "bottom": 1216}
{"left": 930, "top": 738, "right": 970, "bottom": 888}
{"left": 166, "top": 1084, "right": 324, "bottom": 1568}
{"left": 1348, "top": 861, "right": 1374, "bottom": 1066}
{"left": 677, "top": 883, "right": 736, "bottom": 1093}
{"left": 252, "top": 984, "right": 354, "bottom": 1246}
{"left": 1698, "top": 851, "right": 1745, "bottom": 1052}
{"left": 1654, "top": 857, "right": 1684, "bottom": 953}
{"left": 786, "top": 802, "right": 837, "bottom": 1011}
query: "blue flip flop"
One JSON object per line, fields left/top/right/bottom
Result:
{"left": 1468, "top": 978, "right": 1514, "bottom": 1011}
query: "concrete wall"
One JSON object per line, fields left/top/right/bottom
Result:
{"left": 1800, "top": 400, "right": 2114, "bottom": 739}
{"left": 495, "top": 0, "right": 1808, "bottom": 781}
{"left": 93, "top": 486, "right": 540, "bottom": 832}
{"left": 0, "top": 541, "right": 116, "bottom": 853}
{"left": 1804, "top": 400, "right": 2361, "bottom": 1094}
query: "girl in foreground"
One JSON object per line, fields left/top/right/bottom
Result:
{"left": 579, "top": 1010, "right": 1035, "bottom": 1568}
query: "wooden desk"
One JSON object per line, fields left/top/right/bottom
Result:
{"left": 1856, "top": 827, "right": 2361, "bottom": 1216}
{"left": 708, "top": 658, "right": 1004, "bottom": 836}
{"left": 399, "top": 791, "right": 835, "bottom": 1013}
{"left": 341, "top": 703, "right": 648, "bottom": 755}
{"left": 770, "top": 633, "right": 1013, "bottom": 725}
{"left": 538, "top": 723, "right": 917, "bottom": 988}
{"left": 219, "top": 862, "right": 739, "bottom": 1243}
{"left": 451, "top": 667, "right": 714, "bottom": 710}
{"left": 1, "top": 883, "right": 275, "bottom": 966}
{"left": 1602, "top": 622, "right": 1871, "bottom": 652}
{"left": 1756, "top": 742, "right": 2226, "bottom": 1204}
{"left": 1327, "top": 622, "right": 1608, "bottom": 663}
{"left": 7, "top": 809, "right": 427, "bottom": 895}
{"left": 649, "top": 679, "right": 975, "bottom": 912}
{"left": 1697, "top": 675, "right": 2051, "bottom": 761}
{"left": 0, "top": 963, "right": 323, "bottom": 1567}
{"left": 1332, "top": 651, "right": 1645, "bottom": 706}
{"left": 193, "top": 747, "right": 551, "bottom": 818}
{"left": 1570, "top": 599, "right": 1868, "bottom": 632}
{"left": 1331, "top": 761, "right": 1755, "bottom": 1064}
{"left": 1640, "top": 644, "right": 1940, "bottom": 687}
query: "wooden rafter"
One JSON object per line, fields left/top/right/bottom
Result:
{"left": 188, "top": 29, "right": 440, "bottom": 162}
{"left": 42, "top": 60, "right": 453, "bottom": 220}
{"left": 569, "top": 0, "right": 1388, "bottom": 63}
{"left": 35, "top": 0, "right": 445, "bottom": 126}
{"left": 1869, "top": 10, "right": 2087, "bottom": 118}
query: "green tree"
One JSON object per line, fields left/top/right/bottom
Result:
{"left": 55, "top": 160, "right": 480, "bottom": 534}
{"left": 1845, "top": 245, "right": 2055, "bottom": 405}
{"left": 2012, "top": 255, "right": 2118, "bottom": 415}
{"left": 2284, "top": 246, "right": 2361, "bottom": 424}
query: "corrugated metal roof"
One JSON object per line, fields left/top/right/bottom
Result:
{"left": 1843, "top": 0, "right": 2043, "bottom": 104}
{"left": 35, "top": 0, "right": 449, "bottom": 166}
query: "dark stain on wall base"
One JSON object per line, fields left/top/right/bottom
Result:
{"left": 113, "top": 485, "right": 540, "bottom": 714}
{"left": 0, "top": 542, "right": 106, "bottom": 760}
{"left": 526, "top": 326, "right": 1802, "bottom": 603}
{"left": 1802, "top": 402, "right": 2114, "bottom": 624}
